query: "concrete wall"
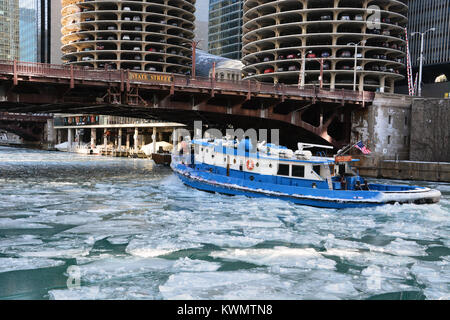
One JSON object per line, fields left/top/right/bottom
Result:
{"left": 350, "top": 93, "right": 450, "bottom": 181}
{"left": 354, "top": 157, "right": 450, "bottom": 182}
{"left": 50, "top": 0, "right": 62, "bottom": 65}
{"left": 351, "top": 93, "right": 413, "bottom": 161}
{"left": 410, "top": 98, "right": 450, "bottom": 162}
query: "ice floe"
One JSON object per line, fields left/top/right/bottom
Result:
{"left": 411, "top": 260, "right": 450, "bottom": 300}
{"left": 210, "top": 247, "right": 336, "bottom": 270}
{"left": 72, "top": 257, "right": 174, "bottom": 283}
{"left": 172, "top": 257, "right": 221, "bottom": 272}
{"left": 125, "top": 234, "right": 203, "bottom": 258}
{"left": 0, "top": 257, "right": 65, "bottom": 273}
{"left": 0, "top": 218, "right": 52, "bottom": 229}
{"left": 1, "top": 236, "right": 92, "bottom": 259}
{"left": 159, "top": 271, "right": 297, "bottom": 300}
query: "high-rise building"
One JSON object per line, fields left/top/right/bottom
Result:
{"left": 61, "top": 0, "right": 196, "bottom": 73}
{"left": 50, "top": 0, "right": 63, "bottom": 64}
{"left": 0, "top": 0, "right": 50, "bottom": 63}
{"left": 208, "top": 0, "right": 243, "bottom": 59}
{"left": 194, "top": 0, "right": 209, "bottom": 51}
{"left": 19, "top": 2, "right": 38, "bottom": 62}
{"left": 0, "top": 0, "right": 19, "bottom": 61}
{"left": 242, "top": 0, "right": 408, "bottom": 92}
{"left": 408, "top": 0, "right": 450, "bottom": 82}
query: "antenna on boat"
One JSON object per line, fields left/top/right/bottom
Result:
{"left": 298, "top": 143, "right": 334, "bottom": 151}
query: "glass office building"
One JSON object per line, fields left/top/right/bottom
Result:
{"left": 19, "top": 0, "right": 39, "bottom": 62}
{"left": 409, "top": 0, "right": 450, "bottom": 68}
{"left": 19, "top": 0, "right": 50, "bottom": 63}
{"left": 0, "top": 0, "right": 50, "bottom": 62}
{"left": 0, "top": 0, "right": 20, "bottom": 60}
{"left": 208, "top": 0, "right": 243, "bottom": 59}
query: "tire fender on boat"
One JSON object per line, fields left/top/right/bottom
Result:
{"left": 246, "top": 159, "right": 255, "bottom": 170}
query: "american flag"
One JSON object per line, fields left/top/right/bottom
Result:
{"left": 355, "top": 141, "right": 371, "bottom": 155}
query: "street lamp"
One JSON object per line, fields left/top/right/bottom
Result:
{"left": 411, "top": 28, "right": 436, "bottom": 97}
{"left": 297, "top": 52, "right": 325, "bottom": 89}
{"left": 308, "top": 57, "right": 325, "bottom": 89}
{"left": 347, "top": 40, "right": 366, "bottom": 91}
{"left": 298, "top": 52, "right": 306, "bottom": 89}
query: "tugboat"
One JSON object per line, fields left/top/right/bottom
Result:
{"left": 171, "top": 138, "right": 441, "bottom": 209}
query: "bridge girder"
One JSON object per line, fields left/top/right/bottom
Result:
{"left": 0, "top": 73, "right": 369, "bottom": 148}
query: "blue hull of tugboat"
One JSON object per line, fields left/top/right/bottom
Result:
{"left": 172, "top": 163, "right": 441, "bottom": 209}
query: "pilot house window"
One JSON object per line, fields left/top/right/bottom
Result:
{"left": 313, "top": 165, "right": 321, "bottom": 176}
{"left": 292, "top": 165, "right": 305, "bottom": 178}
{"left": 277, "top": 164, "right": 290, "bottom": 176}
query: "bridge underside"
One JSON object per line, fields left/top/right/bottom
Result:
{"left": 0, "top": 79, "right": 367, "bottom": 148}
{"left": 0, "top": 113, "right": 50, "bottom": 141}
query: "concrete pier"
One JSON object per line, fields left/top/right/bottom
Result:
{"left": 68, "top": 128, "right": 74, "bottom": 152}
{"left": 90, "top": 128, "right": 96, "bottom": 149}
{"left": 351, "top": 94, "right": 450, "bottom": 182}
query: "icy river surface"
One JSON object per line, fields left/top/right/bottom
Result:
{"left": 0, "top": 146, "right": 449, "bottom": 300}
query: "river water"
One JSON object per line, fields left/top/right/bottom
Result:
{"left": 0, "top": 145, "right": 449, "bottom": 300}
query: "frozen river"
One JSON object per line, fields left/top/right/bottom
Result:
{"left": 0, "top": 146, "right": 449, "bottom": 300}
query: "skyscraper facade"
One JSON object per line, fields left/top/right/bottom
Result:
{"left": 19, "top": 0, "right": 40, "bottom": 62}
{"left": 208, "top": 0, "right": 243, "bottom": 59}
{"left": 0, "top": 0, "right": 19, "bottom": 60}
{"left": 408, "top": 0, "right": 450, "bottom": 82}
{"left": 0, "top": 0, "right": 50, "bottom": 62}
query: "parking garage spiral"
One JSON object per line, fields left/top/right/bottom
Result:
{"left": 242, "top": 0, "right": 408, "bottom": 92}
{"left": 61, "top": 0, "right": 196, "bottom": 74}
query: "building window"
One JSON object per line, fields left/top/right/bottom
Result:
{"left": 292, "top": 165, "right": 305, "bottom": 178}
{"left": 277, "top": 164, "right": 290, "bottom": 176}
{"left": 388, "top": 115, "right": 392, "bottom": 125}
{"left": 387, "top": 135, "right": 391, "bottom": 144}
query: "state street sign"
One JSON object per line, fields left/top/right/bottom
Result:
{"left": 128, "top": 72, "right": 173, "bottom": 84}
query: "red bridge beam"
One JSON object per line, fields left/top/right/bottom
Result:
{"left": 0, "top": 60, "right": 375, "bottom": 105}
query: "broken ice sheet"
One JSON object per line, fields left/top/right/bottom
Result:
{"left": 0, "top": 257, "right": 65, "bottom": 273}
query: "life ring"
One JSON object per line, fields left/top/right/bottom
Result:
{"left": 246, "top": 159, "right": 255, "bottom": 170}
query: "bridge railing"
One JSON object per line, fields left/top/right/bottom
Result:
{"left": 176, "top": 74, "right": 372, "bottom": 102}
{"left": 0, "top": 60, "right": 374, "bottom": 102}
{"left": 0, "top": 60, "right": 124, "bottom": 83}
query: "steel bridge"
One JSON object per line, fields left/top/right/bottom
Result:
{"left": 0, "top": 112, "right": 52, "bottom": 142}
{"left": 0, "top": 60, "right": 375, "bottom": 147}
